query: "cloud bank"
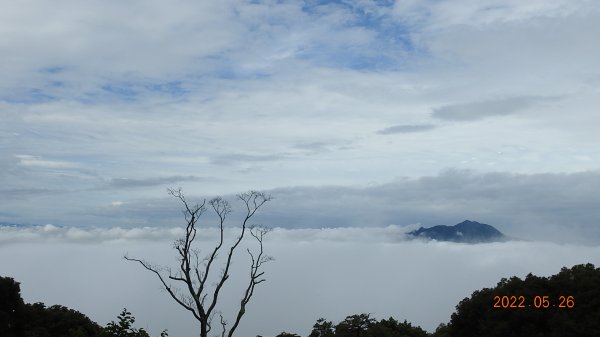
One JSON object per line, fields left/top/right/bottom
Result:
{"left": 1, "top": 226, "right": 599, "bottom": 337}
{"left": 2, "top": 169, "right": 600, "bottom": 245}
{"left": 265, "top": 170, "right": 600, "bottom": 244}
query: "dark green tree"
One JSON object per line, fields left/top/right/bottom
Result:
{"left": 367, "top": 317, "right": 429, "bottom": 337}
{"left": 99, "top": 308, "right": 167, "bottom": 337}
{"left": 274, "top": 332, "right": 300, "bottom": 337}
{"left": 446, "top": 263, "right": 600, "bottom": 337}
{"left": 0, "top": 277, "right": 25, "bottom": 337}
{"left": 22, "top": 303, "right": 101, "bottom": 337}
{"left": 308, "top": 318, "right": 334, "bottom": 337}
{"left": 1, "top": 277, "right": 169, "bottom": 337}
{"left": 100, "top": 309, "right": 147, "bottom": 337}
{"left": 335, "top": 314, "right": 375, "bottom": 337}
{"left": 431, "top": 323, "right": 450, "bottom": 337}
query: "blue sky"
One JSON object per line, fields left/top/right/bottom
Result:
{"left": 2, "top": 0, "right": 600, "bottom": 243}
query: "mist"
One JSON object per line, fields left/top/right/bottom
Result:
{"left": 1, "top": 225, "right": 599, "bottom": 337}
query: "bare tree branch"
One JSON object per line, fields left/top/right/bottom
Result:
{"left": 124, "top": 189, "right": 272, "bottom": 337}
{"left": 227, "top": 226, "right": 273, "bottom": 337}
{"left": 219, "top": 312, "right": 227, "bottom": 337}
{"left": 123, "top": 255, "right": 201, "bottom": 322}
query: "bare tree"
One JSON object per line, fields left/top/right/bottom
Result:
{"left": 125, "top": 188, "right": 273, "bottom": 337}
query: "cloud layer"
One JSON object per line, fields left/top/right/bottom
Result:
{"left": 266, "top": 170, "right": 600, "bottom": 244}
{"left": 1, "top": 225, "right": 599, "bottom": 337}
{"left": 3, "top": 169, "right": 599, "bottom": 244}
{"left": 431, "top": 96, "right": 550, "bottom": 121}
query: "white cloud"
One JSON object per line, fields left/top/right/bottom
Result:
{"left": 0, "top": 225, "right": 186, "bottom": 244}
{"left": 0, "top": 1, "right": 241, "bottom": 80}
{"left": 392, "top": 0, "right": 594, "bottom": 29}
{"left": 0, "top": 226, "right": 598, "bottom": 336}
{"left": 0, "top": 224, "right": 417, "bottom": 245}
{"left": 16, "top": 154, "right": 77, "bottom": 169}
{"left": 431, "top": 96, "right": 550, "bottom": 121}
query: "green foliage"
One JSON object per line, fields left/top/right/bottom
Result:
{"left": 446, "top": 263, "right": 600, "bottom": 337}
{"left": 335, "top": 313, "right": 375, "bottom": 337}
{"left": 99, "top": 309, "right": 149, "bottom": 337}
{"left": 22, "top": 302, "right": 101, "bottom": 337}
{"left": 367, "top": 317, "right": 429, "bottom": 337}
{"left": 1, "top": 277, "right": 168, "bottom": 337}
{"left": 308, "top": 318, "right": 335, "bottom": 337}
{"left": 431, "top": 323, "right": 450, "bottom": 337}
{"left": 0, "top": 277, "right": 25, "bottom": 337}
{"left": 99, "top": 309, "right": 167, "bottom": 337}
{"left": 274, "top": 332, "right": 301, "bottom": 337}
{"left": 308, "top": 314, "right": 428, "bottom": 337}
{"left": 2, "top": 276, "right": 102, "bottom": 337}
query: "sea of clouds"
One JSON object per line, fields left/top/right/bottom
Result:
{"left": 1, "top": 225, "right": 599, "bottom": 337}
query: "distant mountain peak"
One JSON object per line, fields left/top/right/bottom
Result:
{"left": 409, "top": 220, "right": 506, "bottom": 243}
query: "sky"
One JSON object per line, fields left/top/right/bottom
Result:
{"left": 1, "top": 0, "right": 600, "bottom": 336}
{"left": 2, "top": 0, "right": 600, "bottom": 241}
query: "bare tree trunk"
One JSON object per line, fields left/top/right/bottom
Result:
{"left": 200, "top": 321, "right": 207, "bottom": 337}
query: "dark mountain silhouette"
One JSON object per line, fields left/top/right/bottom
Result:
{"left": 408, "top": 220, "right": 506, "bottom": 243}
